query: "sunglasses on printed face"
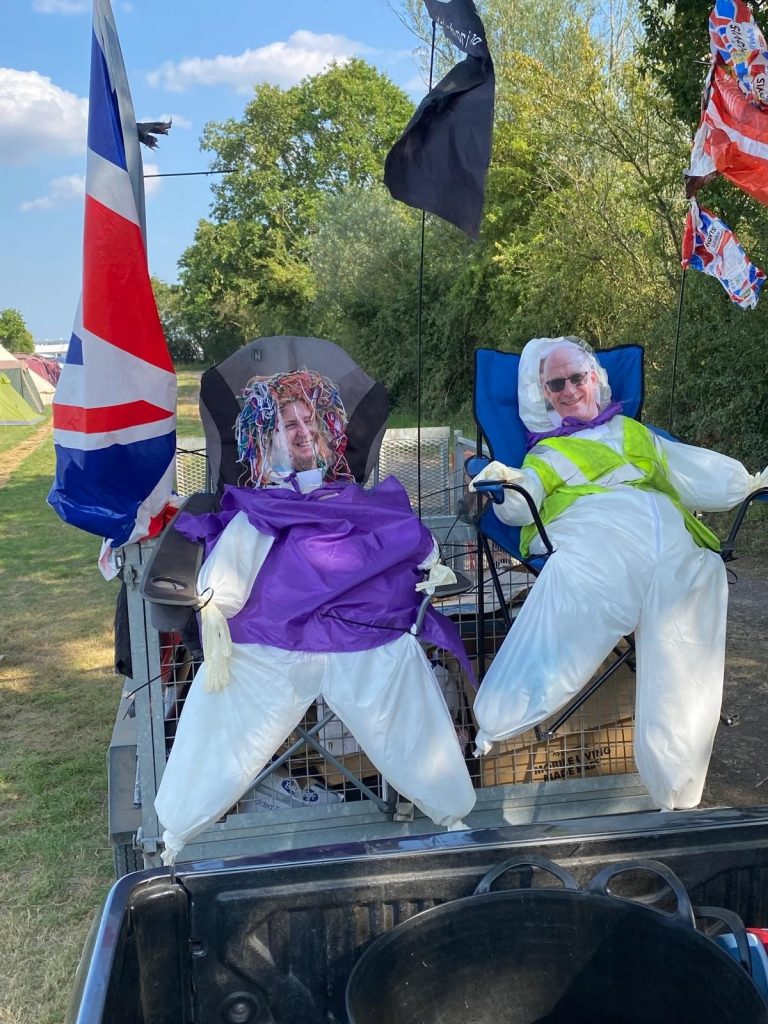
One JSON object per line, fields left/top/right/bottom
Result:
{"left": 544, "top": 371, "right": 591, "bottom": 393}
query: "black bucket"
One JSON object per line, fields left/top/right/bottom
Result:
{"left": 346, "top": 857, "right": 768, "bottom": 1024}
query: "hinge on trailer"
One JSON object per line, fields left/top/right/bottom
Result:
{"left": 124, "top": 564, "right": 140, "bottom": 587}
{"left": 393, "top": 800, "right": 415, "bottom": 822}
{"left": 135, "top": 825, "right": 158, "bottom": 855}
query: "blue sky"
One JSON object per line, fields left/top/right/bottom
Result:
{"left": 0, "top": 1, "right": 426, "bottom": 341}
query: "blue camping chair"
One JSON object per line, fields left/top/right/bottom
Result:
{"left": 466, "top": 344, "right": 765, "bottom": 739}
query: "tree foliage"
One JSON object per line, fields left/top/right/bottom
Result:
{"left": 175, "top": 59, "right": 414, "bottom": 364}
{"left": 166, "top": 0, "right": 768, "bottom": 464}
{"left": 151, "top": 277, "right": 202, "bottom": 363}
{"left": 0, "top": 308, "right": 34, "bottom": 353}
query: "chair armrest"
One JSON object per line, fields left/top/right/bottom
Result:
{"left": 140, "top": 492, "right": 217, "bottom": 611}
{"left": 719, "top": 487, "right": 768, "bottom": 563}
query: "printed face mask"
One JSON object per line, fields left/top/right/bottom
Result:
{"left": 235, "top": 370, "right": 354, "bottom": 487}
{"left": 517, "top": 336, "right": 612, "bottom": 433}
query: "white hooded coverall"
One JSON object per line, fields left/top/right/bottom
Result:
{"left": 154, "top": 473, "right": 476, "bottom": 865}
{"left": 472, "top": 338, "right": 766, "bottom": 811}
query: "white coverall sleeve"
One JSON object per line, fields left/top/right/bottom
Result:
{"left": 196, "top": 511, "right": 274, "bottom": 692}
{"left": 655, "top": 434, "right": 767, "bottom": 512}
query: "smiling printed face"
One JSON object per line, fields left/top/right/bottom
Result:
{"left": 278, "top": 399, "right": 319, "bottom": 471}
{"left": 541, "top": 344, "right": 600, "bottom": 423}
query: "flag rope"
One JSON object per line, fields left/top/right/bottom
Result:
{"left": 668, "top": 264, "right": 687, "bottom": 435}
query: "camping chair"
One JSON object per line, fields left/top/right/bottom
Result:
{"left": 465, "top": 343, "right": 767, "bottom": 740}
{"left": 141, "top": 334, "right": 468, "bottom": 815}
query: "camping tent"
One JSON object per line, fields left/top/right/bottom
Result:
{"left": 0, "top": 344, "right": 45, "bottom": 413}
{"left": 0, "top": 372, "right": 43, "bottom": 425}
{"left": 14, "top": 353, "right": 58, "bottom": 406}
{"left": 23, "top": 354, "right": 61, "bottom": 386}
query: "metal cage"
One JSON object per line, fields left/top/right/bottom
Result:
{"left": 109, "top": 431, "right": 650, "bottom": 873}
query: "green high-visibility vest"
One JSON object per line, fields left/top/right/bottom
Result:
{"left": 519, "top": 417, "right": 720, "bottom": 559}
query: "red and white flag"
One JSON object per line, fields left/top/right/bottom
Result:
{"left": 687, "top": 62, "right": 768, "bottom": 205}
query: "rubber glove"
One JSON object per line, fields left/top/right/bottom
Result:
{"left": 200, "top": 599, "right": 233, "bottom": 692}
{"left": 468, "top": 460, "right": 526, "bottom": 492}
{"left": 415, "top": 536, "right": 457, "bottom": 595}
{"left": 415, "top": 562, "right": 457, "bottom": 595}
{"left": 748, "top": 466, "right": 768, "bottom": 491}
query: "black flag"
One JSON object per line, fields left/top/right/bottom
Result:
{"left": 384, "top": 0, "right": 495, "bottom": 238}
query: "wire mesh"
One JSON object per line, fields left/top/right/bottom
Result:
{"left": 376, "top": 428, "right": 453, "bottom": 515}
{"left": 175, "top": 437, "right": 209, "bottom": 496}
{"left": 136, "top": 429, "right": 638, "bottom": 832}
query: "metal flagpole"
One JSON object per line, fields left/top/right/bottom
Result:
{"left": 668, "top": 265, "right": 687, "bottom": 434}
{"left": 416, "top": 19, "right": 437, "bottom": 519}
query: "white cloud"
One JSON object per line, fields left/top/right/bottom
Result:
{"left": 0, "top": 68, "right": 87, "bottom": 165}
{"left": 21, "top": 161, "right": 162, "bottom": 211}
{"left": 146, "top": 112, "right": 192, "bottom": 130}
{"left": 32, "top": 0, "right": 89, "bottom": 13}
{"left": 147, "top": 30, "right": 364, "bottom": 93}
{"left": 142, "top": 161, "right": 161, "bottom": 198}
{"left": 21, "top": 174, "right": 84, "bottom": 211}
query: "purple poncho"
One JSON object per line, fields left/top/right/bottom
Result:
{"left": 175, "top": 477, "right": 473, "bottom": 678}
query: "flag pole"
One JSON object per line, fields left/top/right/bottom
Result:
{"left": 416, "top": 19, "right": 437, "bottom": 519}
{"left": 668, "top": 264, "right": 687, "bottom": 434}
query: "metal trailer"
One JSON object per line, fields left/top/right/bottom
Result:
{"left": 107, "top": 430, "right": 652, "bottom": 875}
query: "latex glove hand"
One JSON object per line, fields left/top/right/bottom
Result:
{"left": 468, "top": 461, "right": 525, "bottom": 492}
{"left": 748, "top": 466, "right": 768, "bottom": 491}
{"left": 200, "top": 599, "right": 233, "bottom": 692}
{"left": 415, "top": 561, "right": 457, "bottom": 596}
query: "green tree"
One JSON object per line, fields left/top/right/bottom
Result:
{"left": 177, "top": 59, "right": 414, "bottom": 363}
{"left": 0, "top": 308, "right": 34, "bottom": 353}
{"left": 637, "top": 0, "right": 720, "bottom": 126}
{"left": 151, "top": 277, "right": 202, "bottom": 363}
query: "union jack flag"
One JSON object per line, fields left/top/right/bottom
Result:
{"left": 48, "top": 0, "right": 177, "bottom": 550}
{"left": 682, "top": 199, "right": 765, "bottom": 309}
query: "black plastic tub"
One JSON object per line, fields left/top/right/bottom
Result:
{"left": 346, "top": 857, "right": 768, "bottom": 1024}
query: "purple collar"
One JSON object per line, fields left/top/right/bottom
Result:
{"left": 525, "top": 401, "right": 624, "bottom": 450}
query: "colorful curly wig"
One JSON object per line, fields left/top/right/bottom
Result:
{"left": 235, "top": 369, "right": 354, "bottom": 487}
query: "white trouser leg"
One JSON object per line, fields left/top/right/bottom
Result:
{"left": 472, "top": 517, "right": 652, "bottom": 751}
{"left": 155, "top": 646, "right": 322, "bottom": 863}
{"left": 633, "top": 540, "right": 727, "bottom": 809}
{"left": 321, "top": 634, "right": 476, "bottom": 826}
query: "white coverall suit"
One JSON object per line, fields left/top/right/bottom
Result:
{"left": 472, "top": 340, "right": 766, "bottom": 811}
{"left": 155, "top": 474, "right": 476, "bottom": 865}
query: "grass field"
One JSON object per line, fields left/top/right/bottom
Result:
{"left": 0, "top": 424, "right": 119, "bottom": 1024}
{"left": 0, "top": 375, "right": 207, "bottom": 1022}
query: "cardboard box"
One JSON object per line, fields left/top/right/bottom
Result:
{"left": 481, "top": 718, "right": 635, "bottom": 787}
{"left": 317, "top": 752, "right": 379, "bottom": 789}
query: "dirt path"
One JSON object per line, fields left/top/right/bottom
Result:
{"left": 0, "top": 422, "right": 50, "bottom": 488}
